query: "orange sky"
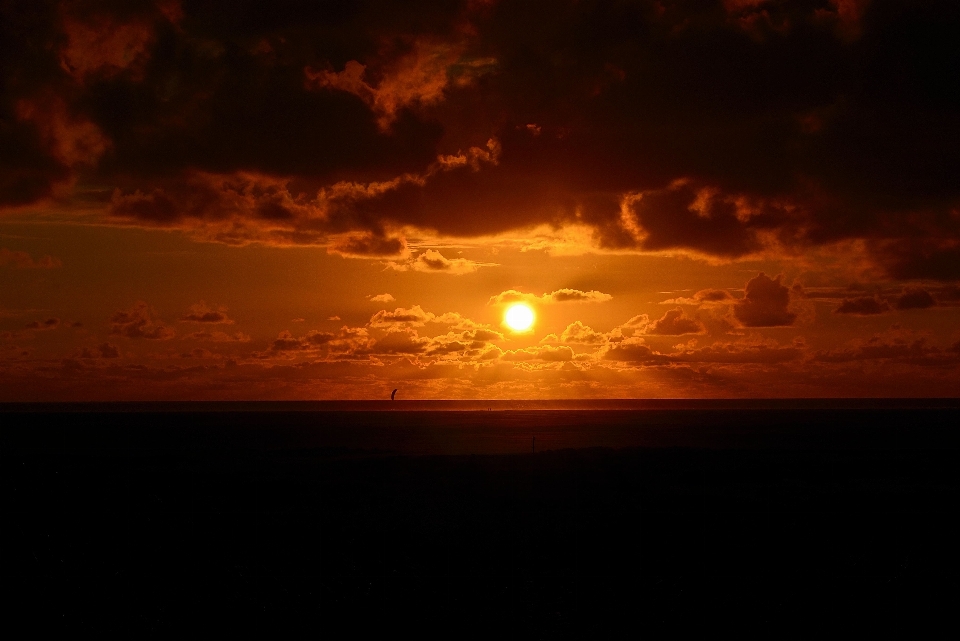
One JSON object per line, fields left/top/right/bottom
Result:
{"left": 2, "top": 0, "right": 959, "bottom": 400}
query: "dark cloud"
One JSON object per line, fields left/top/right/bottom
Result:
{"left": 734, "top": 273, "right": 797, "bottom": 327}
{"left": 601, "top": 333, "right": 801, "bottom": 365}
{"left": 329, "top": 233, "right": 407, "bottom": 258}
{"left": 180, "top": 302, "right": 234, "bottom": 324}
{"left": 109, "top": 302, "right": 174, "bottom": 339}
{"left": 180, "top": 347, "right": 217, "bottom": 359}
{"left": 668, "top": 342, "right": 802, "bottom": 365}
{"left": 270, "top": 329, "right": 338, "bottom": 353}
{"left": 1, "top": 0, "right": 957, "bottom": 276}
{"left": 873, "top": 240, "right": 960, "bottom": 282}
{"left": 618, "top": 182, "right": 771, "bottom": 257}
{"left": 99, "top": 342, "right": 121, "bottom": 358}
{"left": 0, "top": 248, "right": 62, "bottom": 268}
{"left": 835, "top": 295, "right": 890, "bottom": 315}
{"left": 601, "top": 340, "right": 663, "bottom": 364}
{"left": 696, "top": 289, "right": 735, "bottom": 303}
{"left": 184, "top": 330, "right": 250, "bottom": 343}
{"left": 814, "top": 331, "right": 959, "bottom": 366}
{"left": 368, "top": 329, "right": 430, "bottom": 355}
{"left": 76, "top": 342, "right": 120, "bottom": 359}
{"left": 26, "top": 317, "right": 61, "bottom": 330}
{"left": 895, "top": 287, "right": 936, "bottom": 310}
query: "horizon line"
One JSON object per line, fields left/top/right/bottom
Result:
{"left": 3, "top": 398, "right": 959, "bottom": 413}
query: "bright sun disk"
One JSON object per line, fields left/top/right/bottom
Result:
{"left": 504, "top": 303, "right": 535, "bottom": 331}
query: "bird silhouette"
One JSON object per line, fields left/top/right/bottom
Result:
{"left": 391, "top": 388, "right": 398, "bottom": 400}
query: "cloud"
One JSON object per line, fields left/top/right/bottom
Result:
{"left": 832, "top": 287, "right": 938, "bottom": 314}
{"left": 502, "top": 345, "right": 574, "bottom": 362}
{"left": 600, "top": 333, "right": 803, "bottom": 365}
{"left": 26, "top": 317, "right": 61, "bottom": 330}
{"left": 815, "top": 0, "right": 873, "bottom": 41}
{"left": 254, "top": 306, "right": 502, "bottom": 363}
{"left": 616, "top": 182, "right": 771, "bottom": 258}
{"left": 265, "top": 326, "right": 372, "bottom": 358}
{"left": 368, "top": 293, "right": 395, "bottom": 303}
{"left": 423, "top": 327, "right": 504, "bottom": 357}
{"left": 329, "top": 233, "right": 408, "bottom": 258}
{"left": 304, "top": 38, "right": 474, "bottom": 131}
{"left": 388, "top": 249, "right": 496, "bottom": 275}
{"left": 667, "top": 341, "right": 802, "bottom": 364}
{"left": 184, "top": 330, "right": 251, "bottom": 343}
{"left": 642, "top": 308, "right": 705, "bottom": 336}
{"left": 58, "top": 3, "right": 172, "bottom": 83}
{"left": 75, "top": 342, "right": 121, "bottom": 359}
{"left": 601, "top": 339, "right": 662, "bottom": 364}
{"left": 488, "top": 288, "right": 612, "bottom": 306}
{"left": 109, "top": 302, "right": 174, "bottom": 340}
{"left": 366, "top": 306, "right": 485, "bottom": 333}
{"left": 814, "top": 330, "right": 959, "bottom": 366}
{"left": 544, "top": 321, "right": 607, "bottom": 345}
{"left": 369, "top": 305, "right": 433, "bottom": 328}
{"left": 2, "top": 92, "right": 110, "bottom": 207}
{"left": 180, "top": 347, "right": 217, "bottom": 360}
{"left": 895, "top": 287, "right": 937, "bottom": 310}
{"left": 488, "top": 290, "right": 535, "bottom": 305}
{"left": 695, "top": 289, "right": 736, "bottom": 303}
{"left": 933, "top": 286, "right": 960, "bottom": 304}
{"left": 368, "top": 329, "right": 432, "bottom": 355}
{"left": 835, "top": 296, "right": 891, "bottom": 315}
{"left": 179, "top": 302, "right": 234, "bottom": 324}
{"left": 546, "top": 289, "right": 614, "bottom": 303}
{"left": 366, "top": 325, "right": 504, "bottom": 359}
{"left": 734, "top": 273, "right": 797, "bottom": 327}
{"left": 0, "top": 248, "right": 62, "bottom": 269}
{"left": 270, "top": 330, "right": 334, "bottom": 352}
{"left": 660, "top": 288, "right": 736, "bottom": 305}
{"left": 1, "top": 0, "right": 958, "bottom": 280}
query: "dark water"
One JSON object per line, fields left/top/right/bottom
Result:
{"left": 4, "top": 403, "right": 959, "bottom": 637}
{"left": 5, "top": 399, "right": 959, "bottom": 455}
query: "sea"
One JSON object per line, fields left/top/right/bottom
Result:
{"left": 4, "top": 398, "right": 958, "bottom": 455}
{"left": 5, "top": 399, "right": 959, "bottom": 637}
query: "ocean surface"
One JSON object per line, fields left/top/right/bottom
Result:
{"left": 5, "top": 400, "right": 959, "bottom": 637}
{"left": 4, "top": 398, "right": 959, "bottom": 456}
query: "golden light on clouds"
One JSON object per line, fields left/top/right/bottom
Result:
{"left": 2, "top": 0, "right": 959, "bottom": 401}
{"left": 504, "top": 303, "right": 535, "bottom": 332}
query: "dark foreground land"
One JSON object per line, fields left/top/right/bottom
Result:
{"left": 4, "top": 403, "right": 960, "bottom": 638}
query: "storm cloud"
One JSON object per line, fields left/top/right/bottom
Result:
{"left": 0, "top": 0, "right": 956, "bottom": 281}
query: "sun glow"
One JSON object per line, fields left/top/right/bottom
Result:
{"left": 504, "top": 303, "right": 535, "bottom": 332}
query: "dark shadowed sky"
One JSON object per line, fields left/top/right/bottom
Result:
{"left": 2, "top": 0, "right": 959, "bottom": 400}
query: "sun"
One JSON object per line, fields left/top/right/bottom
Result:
{"left": 504, "top": 303, "right": 535, "bottom": 332}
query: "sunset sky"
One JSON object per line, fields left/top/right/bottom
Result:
{"left": 2, "top": 0, "right": 959, "bottom": 400}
